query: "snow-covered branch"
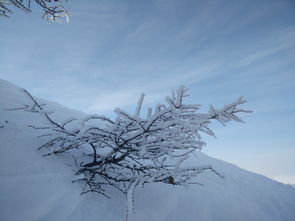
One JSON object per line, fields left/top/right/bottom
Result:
{"left": 13, "top": 85, "right": 251, "bottom": 217}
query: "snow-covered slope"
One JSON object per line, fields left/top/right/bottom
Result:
{"left": 1, "top": 79, "right": 295, "bottom": 221}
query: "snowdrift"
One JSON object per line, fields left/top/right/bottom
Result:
{"left": 0, "top": 79, "right": 295, "bottom": 221}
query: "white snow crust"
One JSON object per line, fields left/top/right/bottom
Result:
{"left": 1, "top": 79, "right": 295, "bottom": 221}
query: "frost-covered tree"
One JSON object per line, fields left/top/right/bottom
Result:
{"left": 14, "top": 86, "right": 250, "bottom": 217}
{"left": 0, "top": 0, "right": 69, "bottom": 22}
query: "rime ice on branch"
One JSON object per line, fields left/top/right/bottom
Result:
{"left": 0, "top": 0, "right": 69, "bottom": 22}
{"left": 15, "top": 86, "right": 251, "bottom": 216}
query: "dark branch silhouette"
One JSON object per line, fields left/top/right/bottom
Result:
{"left": 11, "top": 86, "right": 251, "bottom": 216}
{"left": 0, "top": 0, "right": 69, "bottom": 22}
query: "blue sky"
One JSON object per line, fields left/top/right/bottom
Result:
{"left": 1, "top": 0, "right": 295, "bottom": 184}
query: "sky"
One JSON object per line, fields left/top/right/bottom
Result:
{"left": 0, "top": 0, "right": 295, "bottom": 184}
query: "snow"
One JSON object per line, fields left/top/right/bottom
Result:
{"left": 1, "top": 78, "right": 295, "bottom": 221}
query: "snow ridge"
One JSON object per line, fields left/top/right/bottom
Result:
{"left": 0, "top": 79, "right": 295, "bottom": 221}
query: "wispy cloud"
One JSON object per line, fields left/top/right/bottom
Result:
{"left": 233, "top": 29, "right": 295, "bottom": 67}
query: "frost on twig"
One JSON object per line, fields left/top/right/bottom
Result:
{"left": 0, "top": 0, "right": 69, "bottom": 22}
{"left": 11, "top": 85, "right": 251, "bottom": 218}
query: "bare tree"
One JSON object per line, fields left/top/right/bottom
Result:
{"left": 0, "top": 0, "right": 69, "bottom": 22}
{"left": 14, "top": 86, "right": 251, "bottom": 217}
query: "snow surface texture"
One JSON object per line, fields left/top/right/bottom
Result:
{"left": 0, "top": 79, "right": 295, "bottom": 221}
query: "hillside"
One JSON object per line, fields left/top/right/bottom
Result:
{"left": 0, "top": 79, "right": 295, "bottom": 221}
